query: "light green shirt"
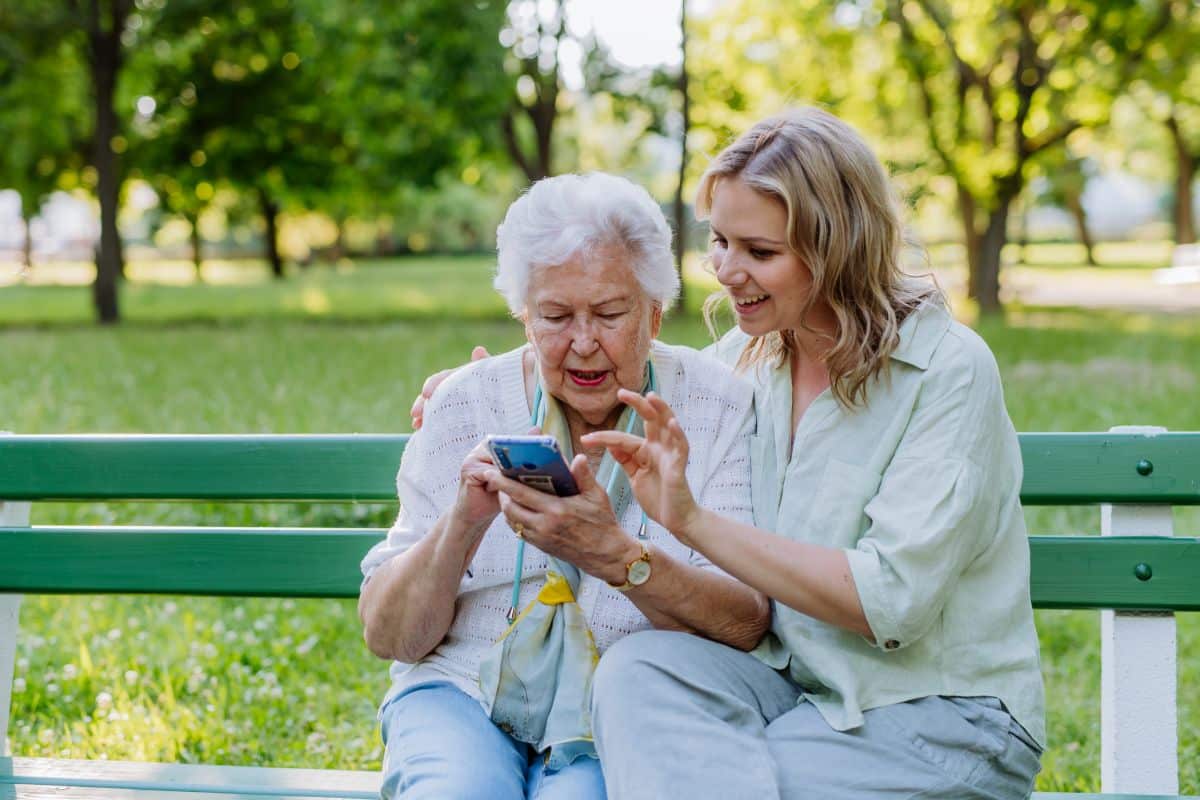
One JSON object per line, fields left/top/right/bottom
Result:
{"left": 710, "top": 301, "right": 1046, "bottom": 746}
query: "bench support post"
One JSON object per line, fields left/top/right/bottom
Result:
{"left": 1100, "top": 426, "right": 1177, "bottom": 794}
{"left": 0, "top": 499, "right": 28, "bottom": 757}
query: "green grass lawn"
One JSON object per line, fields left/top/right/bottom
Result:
{"left": 2, "top": 254, "right": 1198, "bottom": 791}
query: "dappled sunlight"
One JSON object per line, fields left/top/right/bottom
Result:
{"left": 296, "top": 286, "right": 331, "bottom": 314}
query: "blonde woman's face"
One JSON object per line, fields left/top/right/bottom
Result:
{"left": 709, "top": 176, "right": 813, "bottom": 338}
{"left": 523, "top": 245, "right": 662, "bottom": 427}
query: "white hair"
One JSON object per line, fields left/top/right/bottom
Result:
{"left": 494, "top": 172, "right": 681, "bottom": 315}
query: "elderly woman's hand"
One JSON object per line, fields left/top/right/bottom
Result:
{"left": 581, "top": 390, "right": 702, "bottom": 543}
{"left": 486, "top": 456, "right": 639, "bottom": 586}
{"left": 453, "top": 439, "right": 505, "bottom": 528}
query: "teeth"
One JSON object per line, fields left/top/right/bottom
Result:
{"left": 736, "top": 294, "right": 768, "bottom": 306}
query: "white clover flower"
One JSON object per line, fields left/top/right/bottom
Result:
{"left": 45, "top": 682, "right": 60, "bottom": 696}
{"left": 12, "top": 678, "right": 26, "bottom": 693}
{"left": 38, "top": 729, "right": 54, "bottom": 745}
{"left": 95, "top": 692, "right": 113, "bottom": 711}
{"left": 106, "top": 628, "right": 122, "bottom": 641}
{"left": 124, "top": 670, "right": 139, "bottom": 686}
{"left": 62, "top": 664, "right": 78, "bottom": 680}
{"left": 163, "top": 601, "right": 178, "bottom": 616}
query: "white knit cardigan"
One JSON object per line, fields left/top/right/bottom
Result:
{"left": 361, "top": 340, "right": 755, "bottom": 709}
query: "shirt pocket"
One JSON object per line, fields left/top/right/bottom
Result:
{"left": 798, "top": 458, "right": 883, "bottom": 549}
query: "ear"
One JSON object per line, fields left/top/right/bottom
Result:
{"left": 520, "top": 309, "right": 533, "bottom": 343}
{"left": 650, "top": 302, "right": 663, "bottom": 339}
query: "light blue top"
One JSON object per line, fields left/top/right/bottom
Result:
{"left": 709, "top": 301, "right": 1046, "bottom": 746}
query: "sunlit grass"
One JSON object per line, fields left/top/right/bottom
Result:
{"left": 2, "top": 255, "right": 1198, "bottom": 791}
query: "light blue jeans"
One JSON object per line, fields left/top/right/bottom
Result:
{"left": 379, "top": 682, "right": 606, "bottom": 800}
{"left": 593, "top": 630, "right": 1042, "bottom": 799}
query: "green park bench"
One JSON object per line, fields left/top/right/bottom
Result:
{"left": 0, "top": 429, "right": 1198, "bottom": 799}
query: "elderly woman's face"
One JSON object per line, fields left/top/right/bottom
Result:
{"left": 524, "top": 244, "right": 662, "bottom": 427}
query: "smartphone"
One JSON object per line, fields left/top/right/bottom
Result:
{"left": 486, "top": 435, "right": 580, "bottom": 496}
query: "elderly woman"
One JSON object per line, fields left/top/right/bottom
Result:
{"left": 358, "top": 172, "right": 769, "bottom": 799}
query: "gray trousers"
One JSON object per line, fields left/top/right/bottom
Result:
{"left": 591, "top": 630, "right": 1041, "bottom": 799}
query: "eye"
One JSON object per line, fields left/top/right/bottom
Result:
{"left": 598, "top": 312, "right": 625, "bottom": 320}
{"left": 749, "top": 248, "right": 775, "bottom": 260}
{"left": 709, "top": 234, "right": 727, "bottom": 248}
{"left": 543, "top": 314, "right": 568, "bottom": 322}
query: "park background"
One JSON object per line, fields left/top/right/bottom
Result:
{"left": 1, "top": 0, "right": 1198, "bottom": 793}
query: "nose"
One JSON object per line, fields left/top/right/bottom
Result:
{"left": 569, "top": 317, "right": 599, "bottom": 356}
{"left": 713, "top": 247, "right": 747, "bottom": 288}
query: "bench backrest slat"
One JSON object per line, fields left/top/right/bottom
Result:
{"left": 0, "top": 435, "right": 406, "bottom": 502}
{"left": 0, "top": 527, "right": 1195, "bottom": 610}
{"left": 2, "top": 433, "right": 1198, "bottom": 505}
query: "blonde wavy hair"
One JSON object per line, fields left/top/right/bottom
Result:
{"left": 698, "top": 108, "right": 943, "bottom": 408}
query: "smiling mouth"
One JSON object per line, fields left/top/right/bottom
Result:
{"left": 734, "top": 293, "right": 769, "bottom": 313}
{"left": 567, "top": 369, "right": 609, "bottom": 387}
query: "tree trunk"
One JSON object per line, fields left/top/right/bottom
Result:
{"left": 20, "top": 196, "right": 34, "bottom": 273}
{"left": 1167, "top": 115, "right": 1197, "bottom": 245}
{"left": 1064, "top": 193, "right": 1097, "bottom": 266}
{"left": 87, "top": 0, "right": 127, "bottom": 324}
{"left": 956, "top": 186, "right": 982, "bottom": 300}
{"left": 187, "top": 210, "right": 203, "bottom": 281}
{"left": 974, "top": 201, "right": 1012, "bottom": 316}
{"left": 671, "top": 0, "right": 689, "bottom": 314}
{"left": 260, "top": 191, "right": 284, "bottom": 278}
{"left": 331, "top": 214, "right": 346, "bottom": 262}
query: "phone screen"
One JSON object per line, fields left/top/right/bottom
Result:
{"left": 486, "top": 435, "right": 580, "bottom": 496}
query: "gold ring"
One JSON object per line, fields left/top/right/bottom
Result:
{"left": 513, "top": 522, "right": 525, "bottom": 539}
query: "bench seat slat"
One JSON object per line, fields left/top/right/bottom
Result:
{"left": 0, "top": 528, "right": 1197, "bottom": 610}
{"left": 3, "top": 432, "right": 1199, "bottom": 505}
{"left": 0, "top": 763, "right": 1193, "bottom": 800}
{"left": 0, "top": 757, "right": 380, "bottom": 799}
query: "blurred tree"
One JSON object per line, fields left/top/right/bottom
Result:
{"left": 1033, "top": 151, "right": 1099, "bottom": 265}
{"left": 500, "top": 0, "right": 567, "bottom": 182}
{"left": 885, "top": 0, "right": 1175, "bottom": 312}
{"left": 1125, "top": 2, "right": 1200, "bottom": 244}
{"left": 0, "top": 11, "right": 89, "bottom": 271}
{"left": 133, "top": 0, "right": 509, "bottom": 277}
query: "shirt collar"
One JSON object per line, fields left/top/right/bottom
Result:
{"left": 888, "top": 301, "right": 951, "bottom": 370}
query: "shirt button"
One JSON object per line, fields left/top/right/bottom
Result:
{"left": 884, "top": 639, "right": 901, "bottom": 650}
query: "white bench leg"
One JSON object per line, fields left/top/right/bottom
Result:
{"left": 1100, "top": 425, "right": 1177, "bottom": 794}
{"left": 0, "top": 499, "right": 29, "bottom": 757}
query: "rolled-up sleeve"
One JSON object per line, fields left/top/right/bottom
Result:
{"left": 844, "top": 457, "right": 989, "bottom": 651}
{"left": 842, "top": 338, "right": 1011, "bottom": 652}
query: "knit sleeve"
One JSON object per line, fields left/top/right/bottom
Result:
{"left": 359, "top": 370, "right": 490, "bottom": 582}
{"left": 673, "top": 349, "right": 756, "bottom": 571}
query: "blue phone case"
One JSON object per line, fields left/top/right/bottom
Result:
{"left": 486, "top": 435, "right": 580, "bottom": 496}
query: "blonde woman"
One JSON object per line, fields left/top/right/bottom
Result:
{"left": 581, "top": 108, "right": 1045, "bottom": 798}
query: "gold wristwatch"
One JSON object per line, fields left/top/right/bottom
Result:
{"left": 610, "top": 541, "right": 652, "bottom": 592}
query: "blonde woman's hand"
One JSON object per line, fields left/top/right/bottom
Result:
{"left": 581, "top": 390, "right": 702, "bottom": 542}
{"left": 410, "top": 346, "right": 490, "bottom": 430}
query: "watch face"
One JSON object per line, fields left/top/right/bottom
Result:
{"left": 628, "top": 559, "right": 652, "bottom": 586}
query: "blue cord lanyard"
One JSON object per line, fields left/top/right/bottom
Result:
{"left": 506, "top": 363, "right": 653, "bottom": 622}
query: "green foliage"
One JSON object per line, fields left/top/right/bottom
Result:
{"left": 0, "top": 3, "right": 90, "bottom": 226}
